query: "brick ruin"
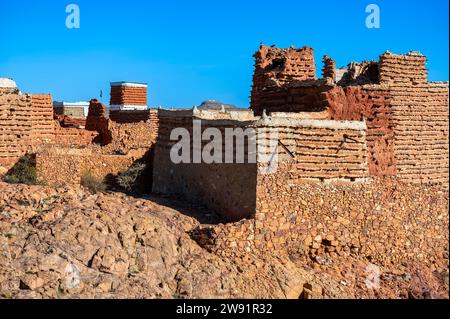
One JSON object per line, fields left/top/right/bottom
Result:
{"left": 0, "top": 79, "right": 159, "bottom": 182}
{"left": 250, "top": 45, "right": 449, "bottom": 184}
{"left": 0, "top": 84, "right": 54, "bottom": 168}
{"left": 0, "top": 45, "right": 448, "bottom": 271}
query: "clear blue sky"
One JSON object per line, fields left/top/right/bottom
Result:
{"left": 0, "top": 0, "right": 448, "bottom": 108}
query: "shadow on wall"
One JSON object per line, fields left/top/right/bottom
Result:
{"left": 150, "top": 114, "right": 258, "bottom": 224}
{"left": 2, "top": 154, "right": 40, "bottom": 185}
{"left": 106, "top": 146, "right": 155, "bottom": 195}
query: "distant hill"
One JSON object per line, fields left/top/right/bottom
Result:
{"left": 197, "top": 100, "right": 243, "bottom": 110}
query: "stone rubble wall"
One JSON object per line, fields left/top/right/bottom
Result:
{"left": 193, "top": 173, "right": 449, "bottom": 272}
{"left": 36, "top": 147, "right": 143, "bottom": 186}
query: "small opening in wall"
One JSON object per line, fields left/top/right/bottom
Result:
{"left": 271, "top": 58, "right": 285, "bottom": 71}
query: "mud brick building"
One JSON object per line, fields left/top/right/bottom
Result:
{"left": 152, "top": 108, "right": 368, "bottom": 222}
{"left": 250, "top": 45, "right": 449, "bottom": 184}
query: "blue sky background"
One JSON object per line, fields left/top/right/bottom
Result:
{"left": 0, "top": 0, "right": 448, "bottom": 108}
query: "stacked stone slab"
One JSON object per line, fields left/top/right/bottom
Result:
{"left": 109, "top": 109, "right": 156, "bottom": 123}
{"left": 0, "top": 92, "right": 33, "bottom": 166}
{"left": 378, "top": 52, "right": 449, "bottom": 185}
{"left": 109, "top": 82, "right": 148, "bottom": 111}
{"left": 31, "top": 94, "right": 55, "bottom": 144}
{"left": 322, "top": 55, "right": 336, "bottom": 82}
{"left": 193, "top": 178, "right": 448, "bottom": 271}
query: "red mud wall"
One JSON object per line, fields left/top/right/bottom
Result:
{"left": 326, "top": 86, "right": 396, "bottom": 177}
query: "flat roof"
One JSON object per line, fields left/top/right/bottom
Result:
{"left": 53, "top": 101, "right": 89, "bottom": 107}
{"left": 110, "top": 81, "right": 148, "bottom": 88}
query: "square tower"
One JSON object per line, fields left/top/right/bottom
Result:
{"left": 109, "top": 81, "right": 148, "bottom": 110}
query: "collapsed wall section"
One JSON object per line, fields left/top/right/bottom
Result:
{"left": 251, "top": 45, "right": 317, "bottom": 114}
{"left": 326, "top": 85, "right": 396, "bottom": 176}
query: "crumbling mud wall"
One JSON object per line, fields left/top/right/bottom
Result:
{"left": 152, "top": 110, "right": 369, "bottom": 221}
{"left": 251, "top": 45, "right": 317, "bottom": 114}
{"left": 110, "top": 85, "right": 147, "bottom": 106}
{"left": 251, "top": 80, "right": 334, "bottom": 115}
{"left": 326, "top": 85, "right": 396, "bottom": 176}
{"left": 249, "top": 46, "right": 449, "bottom": 185}
{"left": 193, "top": 175, "right": 449, "bottom": 272}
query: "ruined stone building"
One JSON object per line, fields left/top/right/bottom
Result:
{"left": 251, "top": 45, "right": 449, "bottom": 185}
{"left": 0, "top": 44, "right": 448, "bottom": 270}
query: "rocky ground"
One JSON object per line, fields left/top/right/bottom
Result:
{"left": 0, "top": 181, "right": 448, "bottom": 299}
